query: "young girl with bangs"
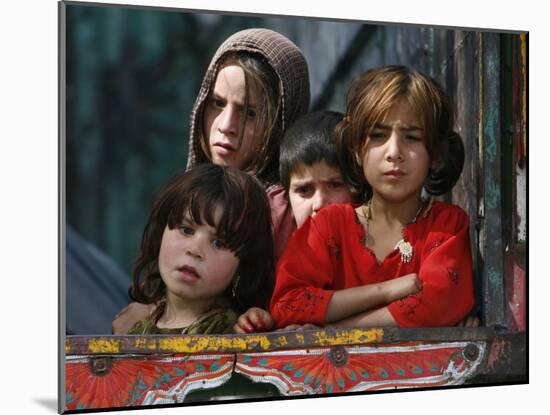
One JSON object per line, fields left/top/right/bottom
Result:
{"left": 270, "top": 65, "right": 475, "bottom": 328}
{"left": 127, "top": 164, "right": 274, "bottom": 334}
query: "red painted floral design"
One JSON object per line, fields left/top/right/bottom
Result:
{"left": 65, "top": 355, "right": 232, "bottom": 410}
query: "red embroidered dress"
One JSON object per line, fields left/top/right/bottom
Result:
{"left": 270, "top": 202, "right": 474, "bottom": 328}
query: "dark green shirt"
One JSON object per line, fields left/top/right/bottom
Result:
{"left": 128, "top": 307, "right": 238, "bottom": 335}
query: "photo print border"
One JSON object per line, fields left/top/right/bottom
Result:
{"left": 59, "top": 1, "right": 528, "bottom": 413}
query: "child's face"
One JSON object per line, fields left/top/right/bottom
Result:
{"left": 288, "top": 161, "right": 353, "bottom": 227}
{"left": 360, "top": 98, "right": 431, "bottom": 204}
{"left": 203, "top": 62, "right": 261, "bottom": 170}
{"left": 158, "top": 206, "right": 239, "bottom": 305}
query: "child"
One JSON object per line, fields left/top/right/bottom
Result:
{"left": 112, "top": 28, "right": 310, "bottom": 333}
{"left": 279, "top": 111, "right": 355, "bottom": 229}
{"left": 126, "top": 164, "right": 274, "bottom": 334}
{"left": 270, "top": 65, "right": 474, "bottom": 328}
{"left": 235, "top": 111, "right": 358, "bottom": 332}
{"left": 187, "top": 28, "right": 310, "bottom": 185}
{"left": 186, "top": 28, "right": 310, "bottom": 257}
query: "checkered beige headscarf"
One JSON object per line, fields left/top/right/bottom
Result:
{"left": 186, "top": 28, "right": 310, "bottom": 185}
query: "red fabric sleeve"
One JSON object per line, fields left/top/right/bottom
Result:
{"left": 266, "top": 185, "right": 297, "bottom": 261}
{"left": 270, "top": 213, "right": 336, "bottom": 327}
{"left": 388, "top": 206, "right": 475, "bottom": 327}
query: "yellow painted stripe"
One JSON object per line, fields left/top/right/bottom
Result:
{"left": 314, "top": 328, "right": 384, "bottom": 346}
{"left": 65, "top": 328, "right": 386, "bottom": 355}
{"left": 157, "top": 335, "right": 272, "bottom": 353}
{"left": 88, "top": 339, "right": 121, "bottom": 353}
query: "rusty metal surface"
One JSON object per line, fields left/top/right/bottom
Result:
{"left": 470, "top": 331, "right": 526, "bottom": 383}
{"left": 66, "top": 328, "right": 386, "bottom": 355}
{"left": 480, "top": 33, "right": 507, "bottom": 328}
{"left": 505, "top": 257, "right": 526, "bottom": 331}
{"left": 64, "top": 330, "right": 526, "bottom": 411}
{"left": 64, "top": 327, "right": 516, "bottom": 356}
{"left": 452, "top": 31, "right": 479, "bottom": 220}
{"left": 66, "top": 328, "right": 527, "bottom": 386}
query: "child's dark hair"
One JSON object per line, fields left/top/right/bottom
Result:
{"left": 279, "top": 111, "right": 345, "bottom": 190}
{"left": 129, "top": 164, "right": 275, "bottom": 313}
{"left": 336, "top": 65, "right": 465, "bottom": 200}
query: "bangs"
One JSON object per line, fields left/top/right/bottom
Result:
{"left": 406, "top": 74, "right": 452, "bottom": 156}
{"left": 352, "top": 75, "right": 403, "bottom": 140}
{"left": 164, "top": 165, "right": 262, "bottom": 257}
{"left": 354, "top": 70, "right": 431, "bottom": 150}
{"left": 288, "top": 151, "right": 340, "bottom": 183}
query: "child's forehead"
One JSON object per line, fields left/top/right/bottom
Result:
{"left": 374, "top": 97, "right": 423, "bottom": 128}
{"left": 290, "top": 160, "right": 343, "bottom": 182}
{"left": 214, "top": 60, "right": 260, "bottom": 103}
{"left": 181, "top": 204, "right": 224, "bottom": 226}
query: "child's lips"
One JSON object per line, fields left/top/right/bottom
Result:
{"left": 384, "top": 169, "right": 406, "bottom": 179}
{"left": 213, "top": 142, "right": 236, "bottom": 156}
{"left": 177, "top": 265, "right": 201, "bottom": 283}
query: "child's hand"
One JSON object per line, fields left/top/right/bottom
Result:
{"left": 234, "top": 307, "right": 275, "bottom": 333}
{"left": 383, "top": 273, "right": 422, "bottom": 303}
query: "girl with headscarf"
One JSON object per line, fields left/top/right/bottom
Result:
{"left": 113, "top": 28, "right": 310, "bottom": 334}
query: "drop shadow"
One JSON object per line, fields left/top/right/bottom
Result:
{"left": 34, "top": 398, "right": 58, "bottom": 413}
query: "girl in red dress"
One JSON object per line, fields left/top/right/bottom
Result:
{"left": 270, "top": 65, "right": 475, "bottom": 328}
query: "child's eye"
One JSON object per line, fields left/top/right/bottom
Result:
{"left": 246, "top": 108, "right": 257, "bottom": 119}
{"left": 328, "top": 181, "right": 344, "bottom": 189}
{"left": 212, "top": 238, "right": 227, "bottom": 250}
{"left": 178, "top": 225, "right": 194, "bottom": 236}
{"left": 369, "top": 132, "right": 386, "bottom": 140}
{"left": 405, "top": 134, "right": 422, "bottom": 141}
{"left": 294, "top": 185, "right": 313, "bottom": 196}
{"left": 209, "top": 97, "right": 225, "bottom": 109}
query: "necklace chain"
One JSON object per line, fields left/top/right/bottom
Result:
{"left": 361, "top": 197, "right": 433, "bottom": 263}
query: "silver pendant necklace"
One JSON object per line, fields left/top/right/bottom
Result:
{"left": 394, "top": 238, "right": 414, "bottom": 263}
{"left": 362, "top": 199, "right": 429, "bottom": 263}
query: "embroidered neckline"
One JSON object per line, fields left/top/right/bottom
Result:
{"left": 357, "top": 197, "right": 434, "bottom": 264}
